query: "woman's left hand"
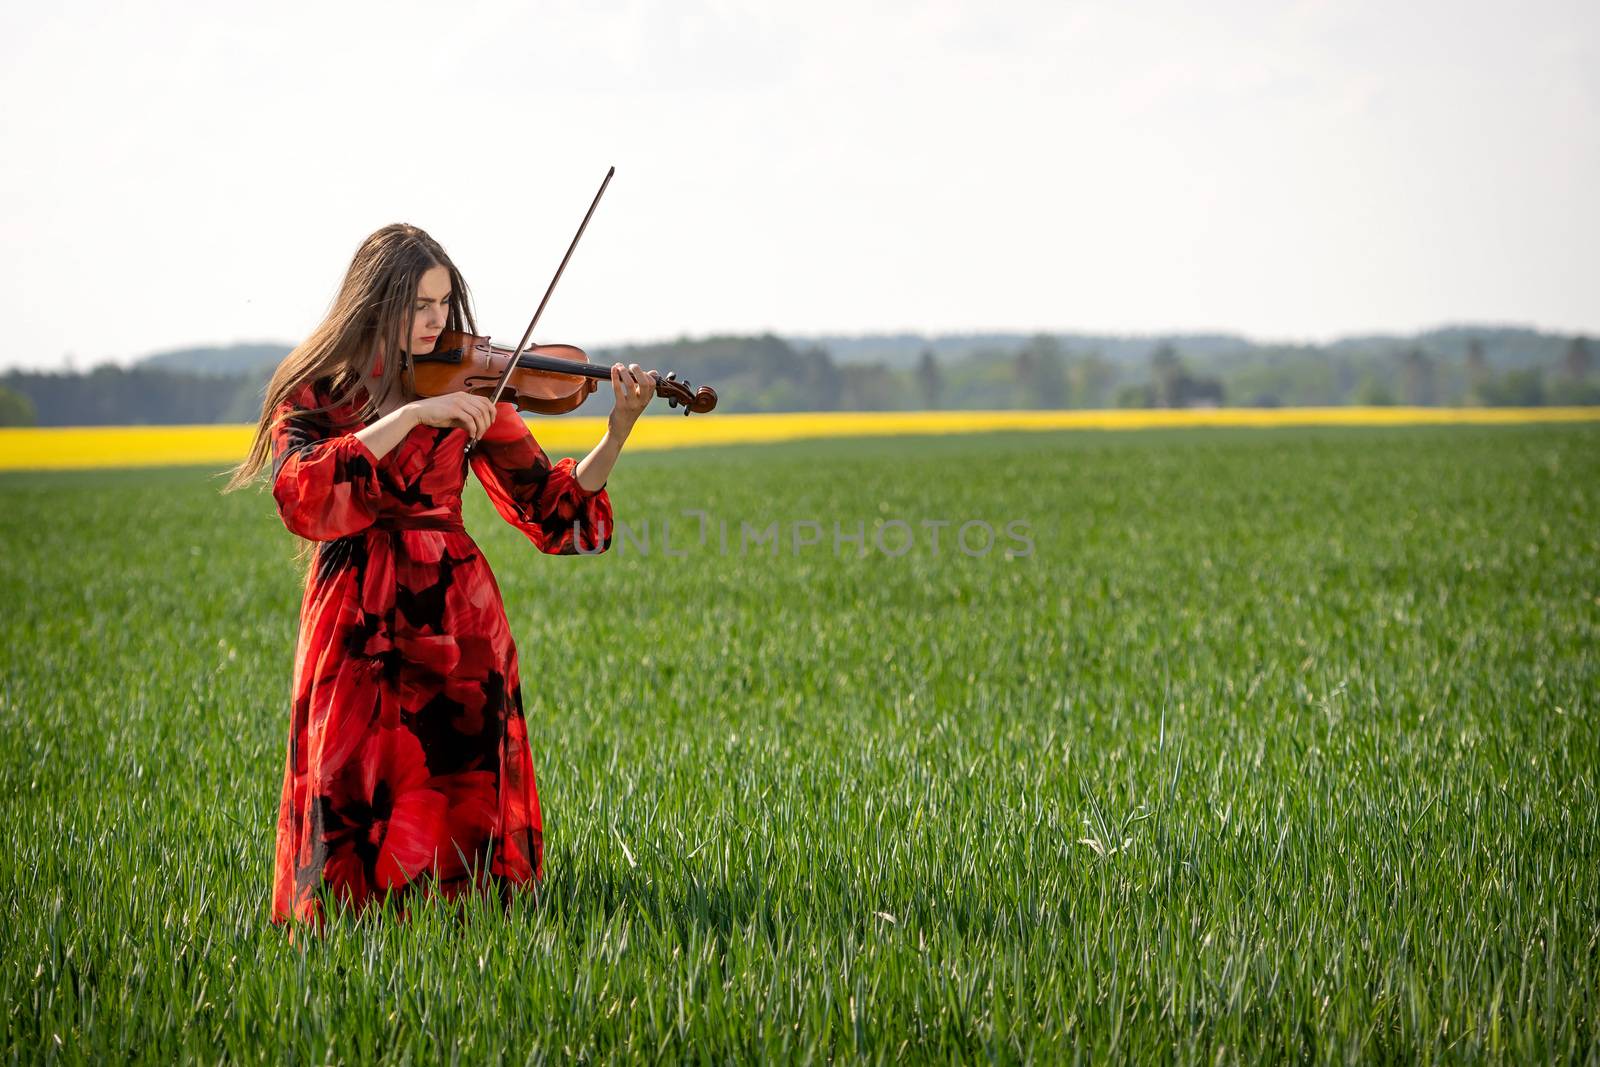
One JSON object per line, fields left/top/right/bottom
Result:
{"left": 608, "top": 362, "right": 654, "bottom": 433}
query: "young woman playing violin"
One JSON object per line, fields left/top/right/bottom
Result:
{"left": 224, "top": 222, "right": 654, "bottom": 936}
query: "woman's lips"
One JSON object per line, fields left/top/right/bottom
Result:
{"left": 420, "top": 335, "right": 438, "bottom": 342}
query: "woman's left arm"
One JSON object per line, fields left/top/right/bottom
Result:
{"left": 467, "top": 363, "right": 654, "bottom": 555}
{"left": 574, "top": 361, "right": 654, "bottom": 491}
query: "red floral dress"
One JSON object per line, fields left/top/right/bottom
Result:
{"left": 266, "top": 376, "right": 612, "bottom": 932}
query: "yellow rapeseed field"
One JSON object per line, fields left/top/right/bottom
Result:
{"left": 0, "top": 407, "right": 1596, "bottom": 471}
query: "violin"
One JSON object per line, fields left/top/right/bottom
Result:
{"left": 404, "top": 329, "right": 717, "bottom": 417}
{"left": 411, "top": 165, "right": 718, "bottom": 455}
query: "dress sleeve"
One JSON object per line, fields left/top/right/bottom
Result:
{"left": 269, "top": 384, "right": 384, "bottom": 541}
{"left": 469, "top": 402, "right": 613, "bottom": 555}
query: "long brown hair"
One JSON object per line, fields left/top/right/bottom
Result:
{"left": 221, "top": 223, "right": 477, "bottom": 493}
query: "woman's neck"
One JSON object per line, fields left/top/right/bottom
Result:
{"left": 369, "top": 384, "right": 411, "bottom": 420}
{"left": 358, "top": 350, "right": 412, "bottom": 419}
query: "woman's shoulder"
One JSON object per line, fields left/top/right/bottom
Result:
{"left": 281, "top": 378, "right": 320, "bottom": 411}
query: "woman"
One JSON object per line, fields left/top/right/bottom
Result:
{"left": 224, "top": 222, "right": 654, "bottom": 935}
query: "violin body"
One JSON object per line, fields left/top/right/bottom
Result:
{"left": 404, "top": 328, "right": 718, "bottom": 417}
{"left": 406, "top": 330, "right": 598, "bottom": 416}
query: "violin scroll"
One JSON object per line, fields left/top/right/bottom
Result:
{"left": 652, "top": 370, "right": 718, "bottom": 416}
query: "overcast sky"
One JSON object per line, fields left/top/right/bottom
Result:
{"left": 1, "top": 0, "right": 1595, "bottom": 371}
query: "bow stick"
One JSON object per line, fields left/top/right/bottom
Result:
{"left": 463, "top": 165, "right": 615, "bottom": 455}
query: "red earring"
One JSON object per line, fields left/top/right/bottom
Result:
{"left": 371, "top": 351, "right": 385, "bottom": 378}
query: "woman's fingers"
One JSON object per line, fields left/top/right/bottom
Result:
{"left": 616, "top": 364, "right": 643, "bottom": 409}
{"left": 449, "top": 393, "right": 492, "bottom": 437}
{"left": 408, "top": 392, "right": 504, "bottom": 435}
{"left": 605, "top": 363, "right": 654, "bottom": 419}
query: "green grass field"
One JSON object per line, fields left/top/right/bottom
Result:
{"left": 2, "top": 424, "right": 1597, "bottom": 1064}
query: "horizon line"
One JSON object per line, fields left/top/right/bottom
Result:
{"left": 8, "top": 318, "right": 1595, "bottom": 373}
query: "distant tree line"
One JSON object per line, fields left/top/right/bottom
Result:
{"left": 0, "top": 330, "right": 1595, "bottom": 427}
{"left": 0, "top": 365, "right": 264, "bottom": 427}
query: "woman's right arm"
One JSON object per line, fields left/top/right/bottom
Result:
{"left": 271, "top": 390, "right": 501, "bottom": 541}
{"left": 353, "top": 405, "right": 421, "bottom": 461}
{"left": 356, "top": 393, "right": 499, "bottom": 460}
{"left": 270, "top": 391, "right": 385, "bottom": 541}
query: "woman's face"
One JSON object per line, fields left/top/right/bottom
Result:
{"left": 406, "top": 264, "right": 452, "bottom": 355}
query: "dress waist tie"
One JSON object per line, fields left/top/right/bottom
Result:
{"left": 371, "top": 513, "right": 466, "bottom": 533}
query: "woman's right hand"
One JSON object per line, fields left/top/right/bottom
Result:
{"left": 407, "top": 393, "right": 499, "bottom": 440}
